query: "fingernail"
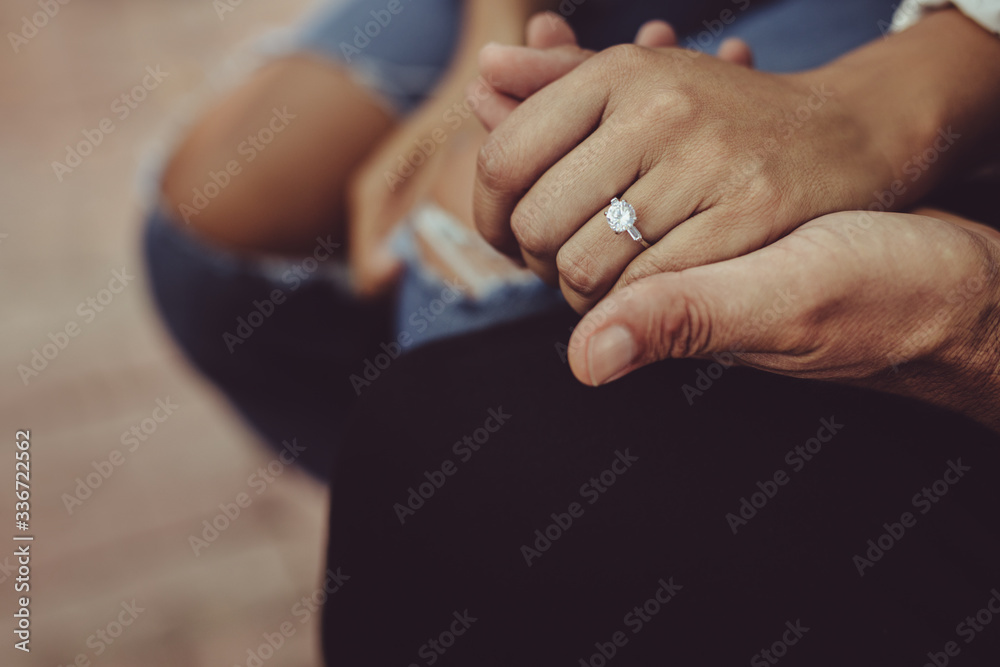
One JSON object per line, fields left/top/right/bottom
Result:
{"left": 587, "top": 325, "right": 637, "bottom": 386}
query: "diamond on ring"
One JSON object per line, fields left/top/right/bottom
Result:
{"left": 605, "top": 197, "right": 636, "bottom": 232}
{"left": 605, "top": 198, "right": 650, "bottom": 248}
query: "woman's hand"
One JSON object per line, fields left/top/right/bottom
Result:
{"left": 472, "top": 41, "right": 897, "bottom": 314}
{"left": 345, "top": 0, "right": 554, "bottom": 297}
{"left": 346, "top": 95, "right": 454, "bottom": 297}
{"left": 347, "top": 11, "right": 718, "bottom": 296}
{"left": 567, "top": 208, "right": 1000, "bottom": 432}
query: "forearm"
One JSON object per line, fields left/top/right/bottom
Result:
{"left": 810, "top": 9, "right": 1000, "bottom": 207}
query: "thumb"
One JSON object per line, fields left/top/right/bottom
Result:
{"left": 567, "top": 248, "right": 807, "bottom": 386}
{"left": 348, "top": 147, "right": 446, "bottom": 297}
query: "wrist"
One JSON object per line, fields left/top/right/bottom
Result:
{"left": 801, "top": 9, "right": 1000, "bottom": 209}
{"left": 802, "top": 54, "right": 944, "bottom": 211}
{"left": 931, "top": 237, "right": 1000, "bottom": 432}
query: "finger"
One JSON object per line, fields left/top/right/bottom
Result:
{"left": 474, "top": 63, "right": 610, "bottom": 257}
{"left": 478, "top": 43, "right": 592, "bottom": 101}
{"left": 349, "top": 198, "right": 407, "bottom": 297}
{"left": 510, "top": 121, "right": 649, "bottom": 287}
{"left": 611, "top": 203, "right": 776, "bottom": 297}
{"left": 349, "top": 148, "right": 446, "bottom": 297}
{"left": 467, "top": 76, "right": 519, "bottom": 133}
{"left": 717, "top": 37, "right": 754, "bottom": 68}
{"left": 567, "top": 242, "right": 806, "bottom": 386}
{"left": 542, "top": 160, "right": 704, "bottom": 311}
{"left": 526, "top": 11, "right": 579, "bottom": 49}
{"left": 634, "top": 20, "right": 677, "bottom": 48}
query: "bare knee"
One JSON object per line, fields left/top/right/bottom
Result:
{"left": 160, "top": 56, "right": 395, "bottom": 254}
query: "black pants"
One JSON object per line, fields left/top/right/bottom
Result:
{"left": 322, "top": 306, "right": 1000, "bottom": 666}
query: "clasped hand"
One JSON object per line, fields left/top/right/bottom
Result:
{"left": 471, "top": 14, "right": 1000, "bottom": 431}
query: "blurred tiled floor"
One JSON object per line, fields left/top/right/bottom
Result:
{"left": 0, "top": 2, "right": 331, "bottom": 665}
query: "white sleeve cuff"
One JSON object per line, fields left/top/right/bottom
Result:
{"left": 891, "top": 0, "right": 1000, "bottom": 35}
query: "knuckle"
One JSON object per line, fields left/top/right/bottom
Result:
{"left": 600, "top": 43, "right": 647, "bottom": 69}
{"left": 637, "top": 87, "right": 696, "bottom": 129}
{"left": 635, "top": 276, "right": 713, "bottom": 360}
{"left": 509, "top": 203, "right": 549, "bottom": 258}
{"left": 590, "top": 44, "right": 650, "bottom": 89}
{"left": 666, "top": 289, "right": 714, "bottom": 359}
{"left": 557, "top": 245, "right": 606, "bottom": 300}
{"left": 744, "top": 168, "right": 785, "bottom": 217}
{"left": 476, "top": 137, "right": 515, "bottom": 192}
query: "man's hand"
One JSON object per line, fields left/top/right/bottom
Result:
{"left": 567, "top": 209, "right": 1000, "bottom": 432}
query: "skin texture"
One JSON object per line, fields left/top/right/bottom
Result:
{"left": 472, "top": 10, "right": 1000, "bottom": 315}
{"left": 472, "top": 13, "right": 1000, "bottom": 431}
{"left": 473, "top": 43, "right": 894, "bottom": 314}
{"left": 566, "top": 208, "right": 1000, "bottom": 432}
